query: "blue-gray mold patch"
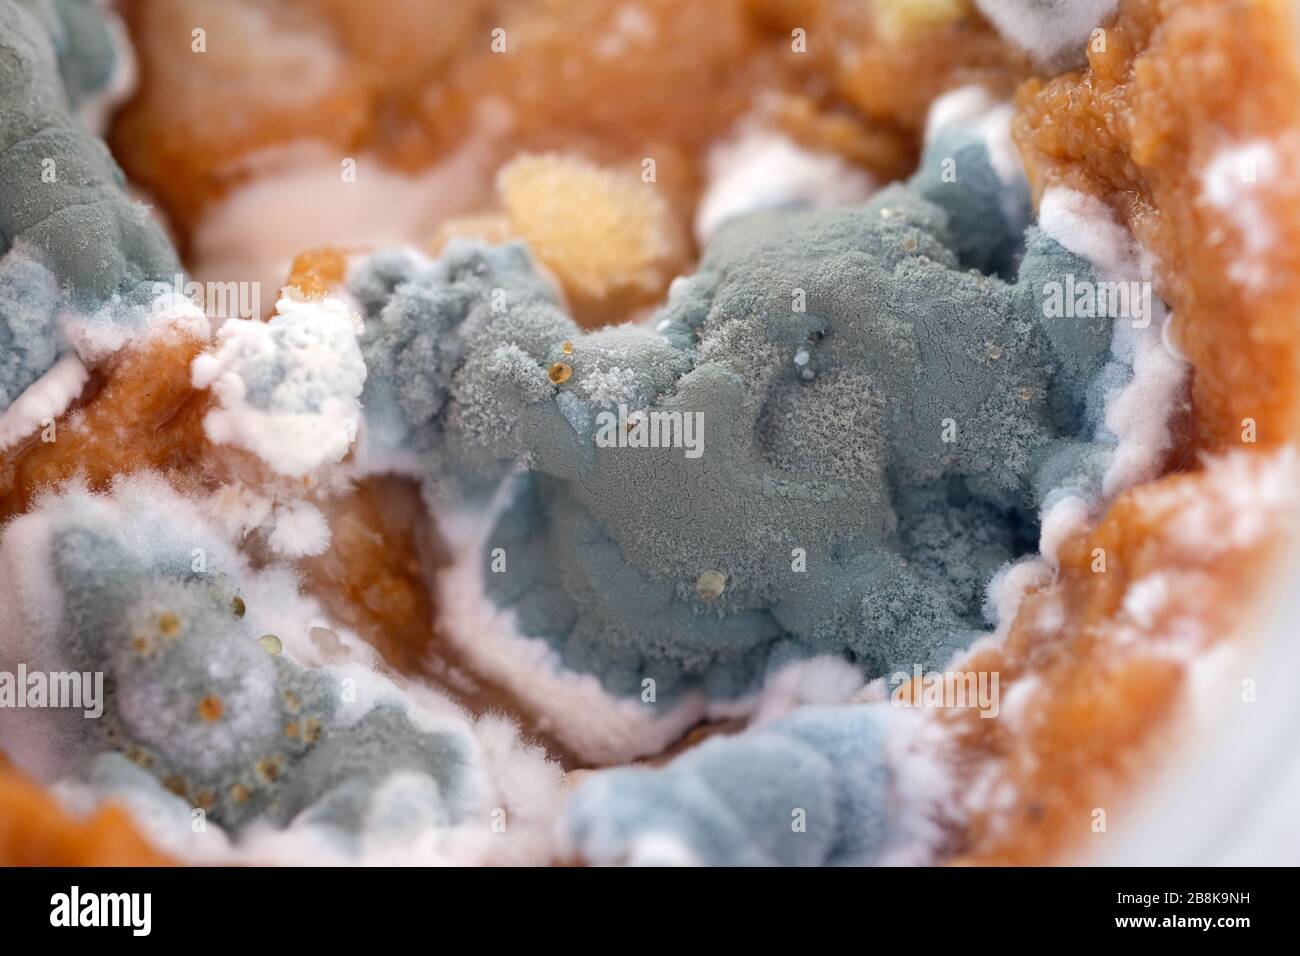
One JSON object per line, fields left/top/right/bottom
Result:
{"left": 0, "top": 249, "right": 60, "bottom": 408}
{"left": 564, "top": 705, "right": 892, "bottom": 866}
{"left": 33, "top": 484, "right": 477, "bottom": 836}
{"left": 353, "top": 119, "right": 1126, "bottom": 703}
{"left": 0, "top": 0, "right": 179, "bottom": 404}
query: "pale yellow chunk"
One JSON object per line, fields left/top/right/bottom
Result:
{"left": 496, "top": 153, "right": 684, "bottom": 317}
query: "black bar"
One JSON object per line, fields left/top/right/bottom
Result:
{"left": 0, "top": 866, "right": 1280, "bottom": 941}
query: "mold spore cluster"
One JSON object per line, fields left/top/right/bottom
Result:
{"left": 1, "top": 0, "right": 181, "bottom": 420}
{"left": 352, "top": 111, "right": 1118, "bottom": 703}
{"left": 0, "top": 476, "right": 481, "bottom": 845}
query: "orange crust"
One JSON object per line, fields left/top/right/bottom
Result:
{"left": 0, "top": 330, "right": 211, "bottom": 522}
{"left": 944, "top": 0, "right": 1300, "bottom": 863}
{"left": 1015, "top": 0, "right": 1300, "bottom": 450}
{"left": 0, "top": 757, "right": 174, "bottom": 866}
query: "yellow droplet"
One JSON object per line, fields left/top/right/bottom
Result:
{"left": 157, "top": 612, "right": 181, "bottom": 636}
{"left": 561, "top": 340, "right": 574, "bottom": 354}
{"left": 230, "top": 596, "right": 246, "bottom": 619}
{"left": 549, "top": 362, "right": 572, "bottom": 384}
{"left": 258, "top": 634, "right": 283, "bottom": 656}
{"left": 695, "top": 570, "right": 727, "bottom": 602}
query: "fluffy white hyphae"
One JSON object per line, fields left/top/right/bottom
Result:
{"left": 1038, "top": 186, "right": 1188, "bottom": 497}
{"left": 975, "top": 0, "right": 1118, "bottom": 65}
{"left": 0, "top": 353, "right": 87, "bottom": 452}
{"left": 694, "top": 127, "right": 874, "bottom": 242}
{"left": 266, "top": 500, "right": 331, "bottom": 558}
{"left": 1201, "top": 140, "right": 1282, "bottom": 290}
{"left": 578, "top": 365, "right": 638, "bottom": 407}
{"left": 192, "top": 295, "right": 366, "bottom": 477}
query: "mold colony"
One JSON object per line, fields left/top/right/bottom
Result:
{"left": 1, "top": 0, "right": 1297, "bottom": 865}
